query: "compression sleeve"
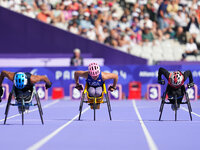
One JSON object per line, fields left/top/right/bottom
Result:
{"left": 183, "top": 70, "right": 193, "bottom": 83}
{"left": 158, "top": 67, "right": 170, "bottom": 80}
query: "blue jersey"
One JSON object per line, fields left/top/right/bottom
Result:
{"left": 86, "top": 72, "right": 104, "bottom": 87}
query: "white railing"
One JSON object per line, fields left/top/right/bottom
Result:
{"left": 0, "top": 58, "right": 104, "bottom": 67}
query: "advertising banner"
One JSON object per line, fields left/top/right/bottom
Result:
{"left": 147, "top": 84, "right": 161, "bottom": 100}
{"left": 1, "top": 84, "right": 9, "bottom": 100}
{"left": 1, "top": 65, "right": 200, "bottom": 99}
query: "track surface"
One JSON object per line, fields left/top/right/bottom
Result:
{"left": 0, "top": 99, "right": 200, "bottom": 150}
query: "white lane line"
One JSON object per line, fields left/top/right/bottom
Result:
{"left": 27, "top": 106, "right": 90, "bottom": 150}
{"left": 0, "top": 100, "right": 59, "bottom": 122}
{"left": 132, "top": 100, "right": 158, "bottom": 150}
{"left": 181, "top": 106, "right": 200, "bottom": 117}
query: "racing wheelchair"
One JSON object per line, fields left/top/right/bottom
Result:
{"left": 159, "top": 83, "right": 193, "bottom": 121}
{"left": 4, "top": 85, "right": 44, "bottom": 125}
{"left": 78, "top": 83, "right": 112, "bottom": 121}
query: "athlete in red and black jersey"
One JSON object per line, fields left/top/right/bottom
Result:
{"left": 158, "top": 67, "right": 194, "bottom": 110}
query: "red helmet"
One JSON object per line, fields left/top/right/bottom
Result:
{"left": 168, "top": 71, "right": 184, "bottom": 88}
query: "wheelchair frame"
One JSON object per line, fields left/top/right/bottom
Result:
{"left": 4, "top": 86, "right": 44, "bottom": 125}
{"left": 159, "top": 85, "right": 192, "bottom": 121}
{"left": 78, "top": 83, "right": 112, "bottom": 121}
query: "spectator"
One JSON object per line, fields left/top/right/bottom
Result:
{"left": 108, "top": 13, "right": 119, "bottom": 30}
{"left": 157, "top": 0, "right": 169, "bottom": 31}
{"left": 86, "top": 25, "right": 96, "bottom": 40}
{"left": 118, "top": 34, "right": 131, "bottom": 53}
{"left": 124, "top": 27, "right": 136, "bottom": 46}
{"left": 152, "top": 21, "right": 163, "bottom": 40}
{"left": 139, "top": 13, "right": 153, "bottom": 30}
{"left": 131, "top": 16, "right": 143, "bottom": 44}
{"left": 175, "top": 26, "right": 186, "bottom": 44}
{"left": 94, "top": 20, "right": 107, "bottom": 43}
{"left": 70, "top": 48, "right": 83, "bottom": 66}
{"left": 52, "top": 3, "right": 65, "bottom": 24}
{"left": 80, "top": 12, "right": 92, "bottom": 29}
{"left": 188, "top": 0, "right": 198, "bottom": 11}
{"left": 104, "top": 29, "right": 119, "bottom": 47}
{"left": 146, "top": 0, "right": 157, "bottom": 21}
{"left": 96, "top": 26, "right": 109, "bottom": 43}
{"left": 63, "top": 3, "right": 73, "bottom": 22}
{"left": 23, "top": 5, "right": 36, "bottom": 18}
{"left": 68, "top": 21, "right": 79, "bottom": 34}
{"left": 164, "top": 23, "right": 176, "bottom": 39}
{"left": 187, "top": 15, "right": 200, "bottom": 41}
{"left": 0, "top": 0, "right": 9, "bottom": 8}
{"left": 153, "top": 0, "right": 162, "bottom": 15}
{"left": 69, "top": 11, "right": 80, "bottom": 25}
{"left": 80, "top": 28, "right": 88, "bottom": 38}
{"left": 167, "top": 0, "right": 178, "bottom": 16}
{"left": 196, "top": 2, "right": 200, "bottom": 24}
{"left": 71, "top": 0, "right": 79, "bottom": 11}
{"left": 123, "top": 8, "right": 132, "bottom": 22}
{"left": 37, "top": 4, "right": 54, "bottom": 23}
{"left": 118, "top": 16, "right": 131, "bottom": 32}
{"left": 142, "top": 26, "right": 154, "bottom": 43}
{"left": 173, "top": 9, "right": 188, "bottom": 31}
{"left": 182, "top": 37, "right": 199, "bottom": 60}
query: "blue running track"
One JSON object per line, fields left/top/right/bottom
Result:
{"left": 0, "top": 99, "right": 200, "bottom": 150}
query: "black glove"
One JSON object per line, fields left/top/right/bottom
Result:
{"left": 158, "top": 79, "right": 165, "bottom": 85}
{"left": 0, "top": 86, "right": 3, "bottom": 103}
{"left": 45, "top": 82, "right": 52, "bottom": 89}
{"left": 75, "top": 84, "right": 83, "bottom": 91}
{"left": 187, "top": 82, "right": 194, "bottom": 88}
{"left": 108, "top": 86, "right": 116, "bottom": 92}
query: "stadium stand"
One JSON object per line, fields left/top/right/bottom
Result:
{"left": 0, "top": 0, "right": 200, "bottom": 64}
{"left": 0, "top": 6, "right": 147, "bottom": 66}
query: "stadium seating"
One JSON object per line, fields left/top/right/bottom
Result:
{"left": 127, "top": 39, "right": 188, "bottom": 65}
{"left": 1, "top": 0, "right": 199, "bottom": 65}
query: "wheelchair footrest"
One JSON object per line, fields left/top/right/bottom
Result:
{"left": 88, "top": 103, "right": 100, "bottom": 109}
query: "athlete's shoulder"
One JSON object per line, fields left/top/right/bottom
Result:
{"left": 75, "top": 70, "right": 88, "bottom": 78}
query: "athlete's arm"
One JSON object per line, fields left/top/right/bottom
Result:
{"left": 158, "top": 67, "right": 170, "bottom": 80}
{"left": 102, "top": 72, "right": 118, "bottom": 89}
{"left": 74, "top": 71, "right": 88, "bottom": 85}
{"left": 0, "top": 71, "right": 15, "bottom": 100}
{"left": 30, "top": 75, "right": 52, "bottom": 89}
{"left": 0, "top": 71, "right": 15, "bottom": 86}
{"left": 183, "top": 70, "right": 193, "bottom": 83}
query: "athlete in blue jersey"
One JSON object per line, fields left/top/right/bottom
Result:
{"left": 74, "top": 63, "right": 118, "bottom": 97}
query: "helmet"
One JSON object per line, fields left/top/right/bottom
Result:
{"left": 168, "top": 71, "right": 184, "bottom": 88}
{"left": 14, "top": 72, "right": 28, "bottom": 89}
{"left": 88, "top": 63, "right": 100, "bottom": 77}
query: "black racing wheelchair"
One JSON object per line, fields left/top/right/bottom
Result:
{"left": 78, "top": 83, "right": 112, "bottom": 121}
{"left": 4, "top": 85, "right": 44, "bottom": 125}
{"left": 159, "top": 84, "right": 193, "bottom": 121}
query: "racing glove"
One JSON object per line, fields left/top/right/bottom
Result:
{"left": 0, "top": 86, "right": 3, "bottom": 102}
{"left": 75, "top": 84, "right": 83, "bottom": 91}
{"left": 187, "top": 82, "right": 194, "bottom": 88}
{"left": 158, "top": 79, "right": 165, "bottom": 85}
{"left": 45, "top": 82, "right": 52, "bottom": 89}
{"left": 108, "top": 86, "right": 116, "bottom": 92}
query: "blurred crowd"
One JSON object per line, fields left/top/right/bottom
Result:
{"left": 0, "top": 0, "right": 200, "bottom": 54}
